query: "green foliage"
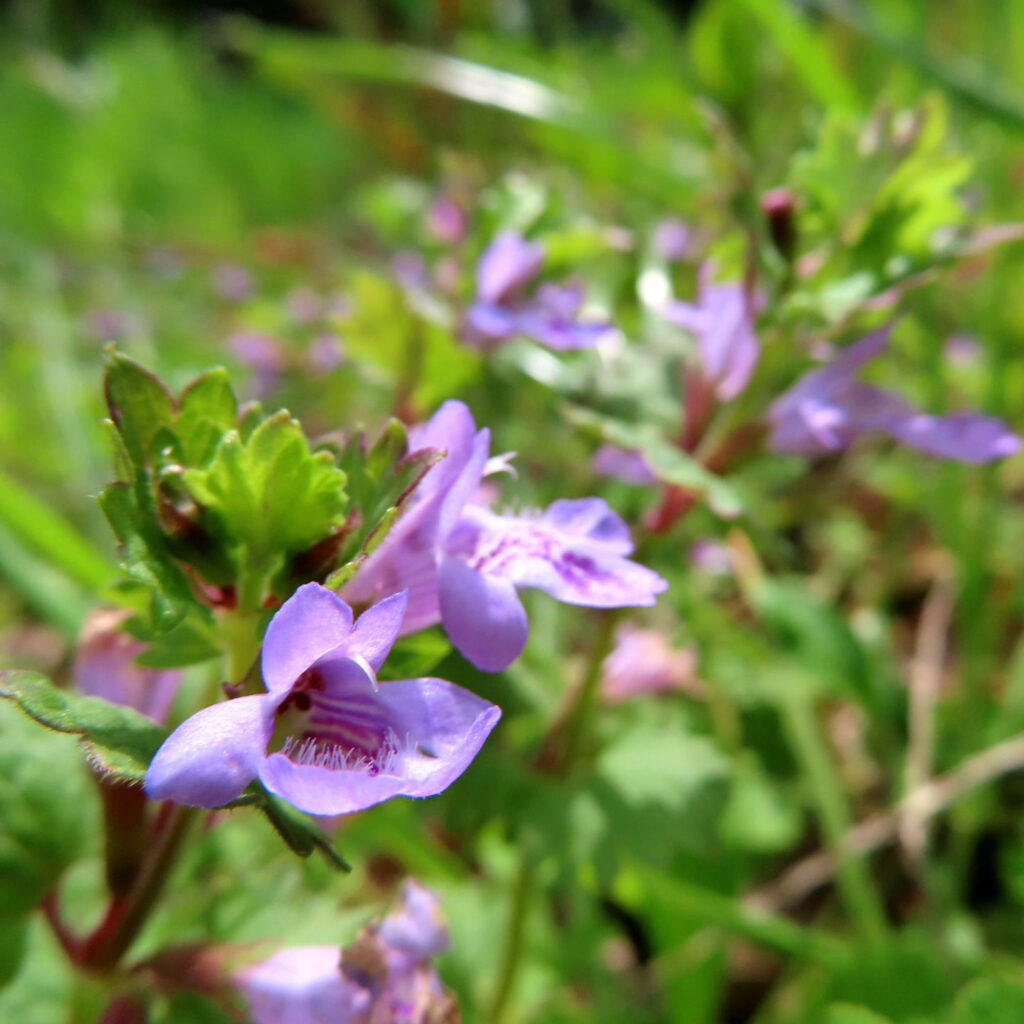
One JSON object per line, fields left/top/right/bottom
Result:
{"left": 2, "top": 3, "right": 1024, "bottom": 1022}
{"left": 950, "top": 979, "right": 1024, "bottom": 1024}
{"left": 183, "top": 411, "right": 347, "bottom": 602}
{"left": 0, "top": 702, "right": 90, "bottom": 936}
{"left": 0, "top": 670, "right": 167, "bottom": 785}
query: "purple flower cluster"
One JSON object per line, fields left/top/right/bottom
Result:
{"left": 145, "top": 585, "right": 500, "bottom": 815}
{"left": 345, "top": 400, "right": 667, "bottom": 672}
{"left": 769, "top": 327, "right": 1021, "bottom": 463}
{"left": 660, "top": 264, "right": 761, "bottom": 402}
{"left": 236, "top": 880, "right": 455, "bottom": 1024}
{"left": 462, "top": 232, "right": 614, "bottom": 351}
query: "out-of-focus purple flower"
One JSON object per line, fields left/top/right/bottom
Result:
{"left": 237, "top": 946, "right": 370, "bottom": 1024}
{"left": 661, "top": 265, "right": 761, "bottom": 401}
{"left": 379, "top": 881, "right": 449, "bottom": 961}
{"left": 307, "top": 332, "right": 344, "bottom": 373}
{"left": 768, "top": 327, "right": 1021, "bottom": 464}
{"left": 286, "top": 286, "right": 323, "bottom": 325}
{"left": 145, "top": 584, "right": 500, "bottom": 815}
{"left": 653, "top": 218, "right": 691, "bottom": 262}
{"left": 944, "top": 333, "right": 981, "bottom": 369}
{"left": 228, "top": 331, "right": 285, "bottom": 396}
{"left": 593, "top": 445, "right": 657, "bottom": 486}
{"left": 88, "top": 309, "right": 142, "bottom": 342}
{"left": 368, "top": 882, "right": 454, "bottom": 1024}
{"left": 236, "top": 881, "right": 456, "bottom": 1024}
{"left": 426, "top": 197, "right": 467, "bottom": 245}
{"left": 345, "top": 402, "right": 667, "bottom": 672}
{"left": 213, "top": 264, "right": 252, "bottom": 303}
{"left": 392, "top": 251, "right": 430, "bottom": 292}
{"left": 462, "top": 232, "right": 614, "bottom": 352}
{"left": 74, "top": 609, "right": 180, "bottom": 725}
{"left": 689, "top": 539, "right": 733, "bottom": 576}
{"left": 601, "top": 624, "right": 700, "bottom": 703}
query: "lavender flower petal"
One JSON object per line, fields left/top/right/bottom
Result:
{"left": 237, "top": 946, "right": 371, "bottom": 1024}
{"left": 476, "top": 232, "right": 544, "bottom": 304}
{"left": 343, "top": 591, "right": 409, "bottom": 672}
{"left": 379, "top": 881, "right": 450, "bottom": 960}
{"left": 446, "top": 503, "right": 667, "bottom": 610}
{"left": 769, "top": 327, "right": 1020, "bottom": 464}
{"left": 890, "top": 411, "right": 1022, "bottom": 463}
{"left": 372, "top": 676, "right": 502, "bottom": 797}
{"left": 262, "top": 583, "right": 354, "bottom": 694}
{"left": 438, "top": 556, "right": 529, "bottom": 672}
{"left": 260, "top": 667, "right": 499, "bottom": 815}
{"left": 145, "top": 694, "right": 276, "bottom": 808}
{"left": 592, "top": 445, "right": 658, "bottom": 486}
{"left": 663, "top": 271, "right": 760, "bottom": 401}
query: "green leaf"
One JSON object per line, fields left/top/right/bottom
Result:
{"left": 826, "top": 1006, "right": 894, "bottom": 1024}
{"left": 258, "top": 793, "right": 351, "bottom": 871}
{"left": 0, "top": 915, "right": 28, "bottom": 990}
{"left": 0, "top": 701, "right": 92, "bottom": 920}
{"left": 734, "top": 0, "right": 860, "bottom": 111}
{"left": 104, "top": 351, "right": 176, "bottom": 468}
{"left": 134, "top": 618, "right": 221, "bottom": 669}
{"left": 718, "top": 763, "right": 802, "bottom": 854}
{"left": 0, "top": 670, "right": 167, "bottom": 785}
{"left": 100, "top": 481, "right": 201, "bottom": 637}
{"left": 589, "top": 719, "right": 731, "bottom": 867}
{"left": 184, "top": 412, "right": 347, "bottom": 577}
{"left": 153, "top": 992, "right": 239, "bottom": 1024}
{"left": 175, "top": 368, "right": 239, "bottom": 468}
{"left": 329, "top": 420, "right": 443, "bottom": 578}
{"left": 749, "top": 578, "right": 874, "bottom": 704}
{"left": 951, "top": 979, "right": 1024, "bottom": 1024}
{"left": 824, "top": 930, "right": 955, "bottom": 1022}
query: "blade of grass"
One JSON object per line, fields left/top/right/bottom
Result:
{"left": 0, "top": 467, "right": 114, "bottom": 592}
{"left": 735, "top": 0, "right": 861, "bottom": 111}
{"left": 809, "top": 0, "right": 1024, "bottom": 132}
{"left": 0, "top": 521, "right": 91, "bottom": 636}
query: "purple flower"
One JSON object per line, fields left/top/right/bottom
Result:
{"left": 425, "top": 196, "right": 467, "bottom": 245}
{"left": 144, "top": 585, "right": 500, "bottom": 815}
{"left": 768, "top": 327, "right": 1021, "bottom": 464}
{"left": 379, "top": 881, "right": 449, "bottom": 961}
{"left": 592, "top": 445, "right": 657, "bottom": 486}
{"left": 462, "top": 232, "right": 614, "bottom": 351}
{"left": 237, "top": 946, "right": 370, "bottom": 1024}
{"left": 228, "top": 331, "right": 285, "bottom": 396}
{"left": 653, "top": 218, "right": 691, "bottom": 262}
{"left": 75, "top": 609, "right": 180, "bottom": 725}
{"left": 601, "top": 625, "right": 700, "bottom": 703}
{"left": 345, "top": 402, "right": 667, "bottom": 672}
{"left": 286, "top": 286, "right": 323, "bottom": 325}
{"left": 236, "top": 881, "right": 455, "bottom": 1024}
{"left": 661, "top": 265, "right": 761, "bottom": 401}
{"left": 213, "top": 264, "right": 252, "bottom": 303}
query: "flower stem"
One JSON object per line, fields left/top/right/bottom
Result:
{"left": 81, "top": 805, "right": 198, "bottom": 973}
{"left": 779, "top": 693, "right": 887, "bottom": 945}
{"left": 489, "top": 848, "right": 534, "bottom": 1024}
{"left": 560, "top": 610, "right": 620, "bottom": 773}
